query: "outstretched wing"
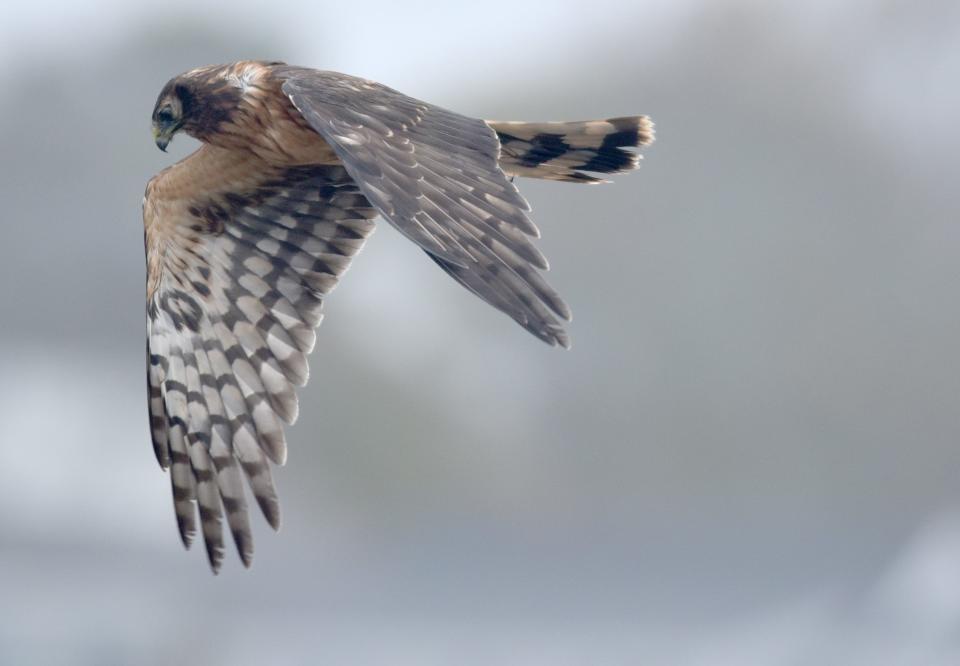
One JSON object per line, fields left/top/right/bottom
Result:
{"left": 280, "top": 69, "right": 572, "bottom": 348}
{"left": 144, "top": 145, "right": 377, "bottom": 571}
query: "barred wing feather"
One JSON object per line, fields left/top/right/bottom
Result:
{"left": 144, "top": 147, "right": 377, "bottom": 571}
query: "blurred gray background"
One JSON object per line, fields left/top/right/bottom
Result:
{"left": 1, "top": 1, "right": 959, "bottom": 664}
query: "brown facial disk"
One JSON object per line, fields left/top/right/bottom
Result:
{"left": 151, "top": 65, "right": 243, "bottom": 150}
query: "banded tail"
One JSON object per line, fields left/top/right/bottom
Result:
{"left": 488, "top": 116, "right": 654, "bottom": 183}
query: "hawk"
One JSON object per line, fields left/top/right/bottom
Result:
{"left": 144, "top": 60, "right": 654, "bottom": 571}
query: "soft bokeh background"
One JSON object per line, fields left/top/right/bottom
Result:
{"left": 1, "top": 1, "right": 959, "bottom": 663}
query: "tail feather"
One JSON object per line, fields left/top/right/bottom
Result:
{"left": 488, "top": 116, "right": 654, "bottom": 183}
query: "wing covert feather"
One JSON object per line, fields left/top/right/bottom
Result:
{"left": 280, "top": 69, "right": 571, "bottom": 347}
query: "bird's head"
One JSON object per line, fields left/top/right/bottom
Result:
{"left": 151, "top": 64, "right": 250, "bottom": 151}
{"left": 151, "top": 83, "right": 186, "bottom": 152}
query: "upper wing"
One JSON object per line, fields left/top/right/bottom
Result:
{"left": 144, "top": 145, "right": 377, "bottom": 571}
{"left": 280, "top": 69, "right": 572, "bottom": 347}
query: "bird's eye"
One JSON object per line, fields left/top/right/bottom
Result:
{"left": 157, "top": 107, "right": 176, "bottom": 124}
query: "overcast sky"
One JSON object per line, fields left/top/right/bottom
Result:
{"left": 1, "top": 2, "right": 960, "bottom": 664}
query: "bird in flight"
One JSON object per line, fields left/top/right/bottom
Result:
{"left": 144, "top": 60, "right": 654, "bottom": 571}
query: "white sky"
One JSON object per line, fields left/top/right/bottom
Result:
{"left": 1, "top": 0, "right": 698, "bottom": 84}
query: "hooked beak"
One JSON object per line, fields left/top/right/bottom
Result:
{"left": 152, "top": 124, "right": 172, "bottom": 152}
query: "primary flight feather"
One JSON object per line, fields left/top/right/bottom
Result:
{"left": 144, "top": 60, "right": 654, "bottom": 571}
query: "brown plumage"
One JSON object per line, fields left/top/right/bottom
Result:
{"left": 144, "top": 60, "right": 654, "bottom": 571}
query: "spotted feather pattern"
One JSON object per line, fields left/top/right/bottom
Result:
{"left": 145, "top": 148, "right": 376, "bottom": 571}
{"left": 281, "top": 69, "right": 572, "bottom": 347}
